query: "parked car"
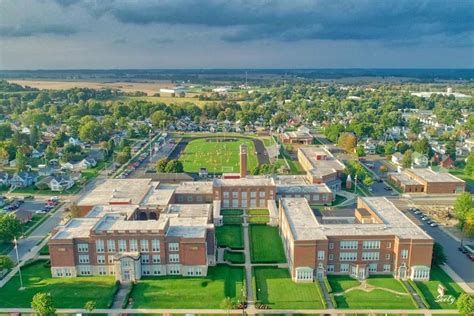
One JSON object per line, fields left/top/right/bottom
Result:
{"left": 429, "top": 222, "right": 438, "bottom": 227}
{"left": 413, "top": 210, "right": 421, "bottom": 215}
{"left": 458, "top": 246, "right": 468, "bottom": 254}
{"left": 35, "top": 210, "right": 47, "bottom": 214}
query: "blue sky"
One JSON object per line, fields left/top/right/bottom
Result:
{"left": 0, "top": 0, "right": 473, "bottom": 69}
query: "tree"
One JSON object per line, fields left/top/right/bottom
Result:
{"left": 431, "top": 242, "right": 447, "bottom": 266}
{"left": 15, "top": 149, "right": 28, "bottom": 171}
{"left": 84, "top": 300, "right": 96, "bottom": 314}
{"left": 156, "top": 158, "right": 169, "bottom": 173}
{"left": 384, "top": 141, "right": 396, "bottom": 155}
{"left": 355, "top": 146, "right": 365, "bottom": 157}
{"left": 445, "top": 140, "right": 456, "bottom": 160}
{"left": 150, "top": 110, "right": 170, "bottom": 128}
{"left": 363, "top": 176, "right": 374, "bottom": 187}
{"left": 0, "top": 124, "right": 13, "bottom": 141}
{"left": 454, "top": 192, "right": 473, "bottom": 227}
{"left": 462, "top": 210, "right": 474, "bottom": 238}
{"left": 0, "top": 213, "right": 21, "bottom": 242}
{"left": 457, "top": 293, "right": 474, "bottom": 315}
{"left": 116, "top": 151, "right": 131, "bottom": 165}
{"left": 413, "top": 137, "right": 430, "bottom": 156}
{"left": 220, "top": 297, "right": 233, "bottom": 315}
{"left": 79, "top": 120, "right": 104, "bottom": 143}
{"left": 31, "top": 292, "right": 56, "bottom": 316}
{"left": 402, "top": 150, "right": 413, "bottom": 168}
{"left": 0, "top": 255, "right": 14, "bottom": 269}
{"left": 68, "top": 203, "right": 81, "bottom": 219}
{"left": 408, "top": 117, "right": 422, "bottom": 134}
{"left": 337, "top": 132, "right": 357, "bottom": 153}
{"left": 164, "top": 159, "right": 183, "bottom": 173}
{"left": 379, "top": 165, "right": 388, "bottom": 174}
{"left": 465, "top": 153, "right": 474, "bottom": 177}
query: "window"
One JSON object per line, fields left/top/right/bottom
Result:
{"left": 96, "top": 240, "right": 105, "bottom": 253}
{"left": 142, "top": 266, "right": 150, "bottom": 275}
{"left": 241, "top": 192, "right": 247, "bottom": 198}
{"left": 223, "top": 199, "right": 230, "bottom": 208}
{"left": 187, "top": 195, "right": 193, "bottom": 202}
{"left": 78, "top": 266, "right": 91, "bottom": 275}
{"left": 78, "top": 255, "right": 89, "bottom": 264}
{"left": 223, "top": 192, "right": 230, "bottom": 198}
{"left": 386, "top": 242, "right": 392, "bottom": 249}
{"left": 362, "top": 240, "right": 380, "bottom": 249}
{"left": 327, "top": 265, "right": 335, "bottom": 272}
{"left": 232, "top": 192, "right": 238, "bottom": 199}
{"left": 232, "top": 199, "right": 239, "bottom": 208}
{"left": 169, "top": 265, "right": 180, "bottom": 275}
{"left": 151, "top": 239, "right": 160, "bottom": 252}
{"left": 383, "top": 264, "right": 391, "bottom": 272}
{"left": 250, "top": 191, "right": 256, "bottom": 198}
{"left": 169, "top": 253, "right": 180, "bottom": 263}
{"left": 118, "top": 240, "right": 127, "bottom": 252}
{"left": 77, "top": 243, "right": 88, "bottom": 252}
{"left": 328, "top": 254, "right": 334, "bottom": 261}
{"left": 385, "top": 253, "right": 391, "bottom": 260}
{"left": 259, "top": 191, "right": 265, "bottom": 198}
{"left": 129, "top": 240, "right": 138, "bottom": 252}
{"left": 361, "top": 252, "right": 380, "bottom": 261}
{"left": 322, "top": 193, "right": 328, "bottom": 201}
{"left": 339, "top": 252, "right": 357, "bottom": 261}
{"left": 152, "top": 255, "right": 161, "bottom": 263}
{"left": 340, "top": 240, "right": 358, "bottom": 249}
{"left": 329, "top": 242, "right": 334, "bottom": 250}
{"left": 368, "top": 263, "right": 378, "bottom": 272}
{"left": 97, "top": 255, "right": 105, "bottom": 264}
{"left": 141, "top": 255, "right": 150, "bottom": 264}
{"left": 340, "top": 264, "right": 349, "bottom": 272}
{"left": 140, "top": 240, "right": 149, "bottom": 252}
{"left": 152, "top": 268, "right": 161, "bottom": 275}
{"left": 64, "top": 268, "right": 72, "bottom": 276}
{"left": 317, "top": 250, "right": 325, "bottom": 260}
{"left": 108, "top": 255, "right": 114, "bottom": 264}
{"left": 168, "top": 243, "right": 179, "bottom": 252}
{"left": 187, "top": 267, "right": 203, "bottom": 276}
{"left": 98, "top": 267, "right": 107, "bottom": 275}
{"left": 401, "top": 249, "right": 409, "bottom": 259}
{"left": 107, "top": 240, "right": 116, "bottom": 252}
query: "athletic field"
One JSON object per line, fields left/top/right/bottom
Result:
{"left": 179, "top": 138, "right": 258, "bottom": 173}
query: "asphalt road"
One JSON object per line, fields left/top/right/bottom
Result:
{"left": 390, "top": 197, "right": 474, "bottom": 291}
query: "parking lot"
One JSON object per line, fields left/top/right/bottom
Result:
{"left": 1, "top": 197, "right": 59, "bottom": 215}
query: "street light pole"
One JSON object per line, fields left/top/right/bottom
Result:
{"left": 14, "top": 237, "right": 25, "bottom": 290}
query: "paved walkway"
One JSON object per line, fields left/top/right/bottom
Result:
{"left": 403, "top": 280, "right": 428, "bottom": 309}
{"left": 111, "top": 282, "right": 132, "bottom": 309}
{"left": 318, "top": 279, "right": 334, "bottom": 309}
{"left": 242, "top": 213, "right": 255, "bottom": 311}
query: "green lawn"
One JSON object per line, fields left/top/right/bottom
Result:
{"left": 327, "top": 275, "right": 416, "bottom": 309}
{"left": 0, "top": 260, "right": 117, "bottom": 308}
{"left": 131, "top": 265, "right": 245, "bottom": 308}
{"left": 221, "top": 209, "right": 243, "bottom": 216}
{"left": 247, "top": 209, "right": 269, "bottom": 215}
{"left": 21, "top": 214, "right": 45, "bottom": 235}
{"left": 248, "top": 216, "right": 270, "bottom": 224}
{"left": 250, "top": 225, "right": 286, "bottom": 263}
{"left": 449, "top": 169, "right": 474, "bottom": 187}
{"left": 222, "top": 216, "right": 242, "bottom": 225}
{"left": 179, "top": 137, "right": 258, "bottom": 173}
{"left": 414, "top": 266, "right": 464, "bottom": 309}
{"left": 215, "top": 225, "right": 244, "bottom": 249}
{"left": 224, "top": 250, "right": 245, "bottom": 264}
{"left": 254, "top": 267, "right": 324, "bottom": 309}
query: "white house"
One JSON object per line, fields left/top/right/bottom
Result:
{"left": 77, "top": 158, "right": 97, "bottom": 169}
{"left": 391, "top": 152, "right": 403, "bottom": 165}
{"left": 69, "top": 137, "right": 83, "bottom": 147}
{"left": 61, "top": 162, "right": 74, "bottom": 171}
{"left": 412, "top": 152, "right": 429, "bottom": 168}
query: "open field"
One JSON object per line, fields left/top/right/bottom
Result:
{"left": 9, "top": 79, "right": 173, "bottom": 96}
{"left": 448, "top": 169, "right": 474, "bottom": 187}
{"left": 328, "top": 275, "right": 416, "bottom": 309}
{"left": 179, "top": 138, "right": 258, "bottom": 173}
{"left": 413, "top": 266, "right": 464, "bottom": 309}
{"left": 216, "top": 225, "right": 244, "bottom": 249}
{"left": 0, "top": 260, "right": 117, "bottom": 308}
{"left": 126, "top": 95, "right": 210, "bottom": 106}
{"left": 254, "top": 267, "right": 325, "bottom": 309}
{"left": 131, "top": 265, "right": 245, "bottom": 308}
{"left": 250, "top": 225, "right": 286, "bottom": 263}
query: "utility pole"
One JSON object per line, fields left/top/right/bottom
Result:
{"left": 14, "top": 237, "right": 25, "bottom": 290}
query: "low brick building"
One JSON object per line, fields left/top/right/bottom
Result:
{"left": 278, "top": 197, "right": 433, "bottom": 283}
{"left": 280, "top": 131, "right": 313, "bottom": 145}
{"left": 388, "top": 168, "right": 465, "bottom": 194}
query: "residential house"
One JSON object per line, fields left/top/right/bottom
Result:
{"left": 391, "top": 152, "right": 403, "bottom": 165}
{"left": 10, "top": 172, "right": 39, "bottom": 188}
{"left": 13, "top": 209, "right": 32, "bottom": 224}
{"left": 440, "top": 156, "right": 454, "bottom": 169}
{"left": 38, "top": 164, "right": 55, "bottom": 176}
{"left": 69, "top": 137, "right": 83, "bottom": 147}
{"left": 37, "top": 175, "right": 75, "bottom": 192}
{"left": 61, "top": 162, "right": 74, "bottom": 171}
{"left": 412, "top": 152, "right": 429, "bottom": 168}
{"left": 0, "top": 172, "right": 10, "bottom": 187}
{"left": 31, "top": 148, "right": 44, "bottom": 159}
{"left": 78, "top": 158, "right": 97, "bottom": 169}
{"left": 364, "top": 140, "right": 377, "bottom": 155}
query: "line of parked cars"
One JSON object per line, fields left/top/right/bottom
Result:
{"left": 407, "top": 207, "right": 438, "bottom": 227}
{"left": 35, "top": 197, "right": 60, "bottom": 214}
{"left": 458, "top": 245, "right": 474, "bottom": 261}
{"left": 3, "top": 198, "right": 25, "bottom": 211}
{"left": 118, "top": 152, "right": 150, "bottom": 178}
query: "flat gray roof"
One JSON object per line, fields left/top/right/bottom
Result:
{"left": 213, "top": 176, "right": 275, "bottom": 187}
{"left": 407, "top": 168, "right": 465, "bottom": 183}
{"left": 175, "top": 181, "right": 213, "bottom": 194}
{"left": 281, "top": 197, "right": 432, "bottom": 241}
{"left": 78, "top": 179, "right": 154, "bottom": 206}
{"left": 298, "top": 147, "right": 345, "bottom": 177}
{"left": 388, "top": 172, "right": 422, "bottom": 185}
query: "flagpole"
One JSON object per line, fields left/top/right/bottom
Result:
{"left": 14, "top": 237, "right": 25, "bottom": 290}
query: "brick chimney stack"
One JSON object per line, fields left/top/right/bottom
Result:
{"left": 240, "top": 144, "right": 247, "bottom": 178}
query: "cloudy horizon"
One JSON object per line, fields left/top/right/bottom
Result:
{"left": 0, "top": 0, "right": 473, "bottom": 70}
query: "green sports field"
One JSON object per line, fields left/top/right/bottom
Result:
{"left": 179, "top": 138, "right": 258, "bottom": 173}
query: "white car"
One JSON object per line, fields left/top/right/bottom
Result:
{"left": 35, "top": 210, "right": 47, "bottom": 214}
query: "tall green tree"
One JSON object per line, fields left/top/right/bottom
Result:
{"left": 0, "top": 213, "right": 21, "bottom": 242}
{"left": 431, "top": 242, "right": 447, "bottom": 266}
{"left": 31, "top": 292, "right": 56, "bottom": 316}
{"left": 15, "top": 149, "right": 28, "bottom": 171}
{"left": 457, "top": 293, "right": 474, "bottom": 315}
{"left": 454, "top": 192, "right": 473, "bottom": 228}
